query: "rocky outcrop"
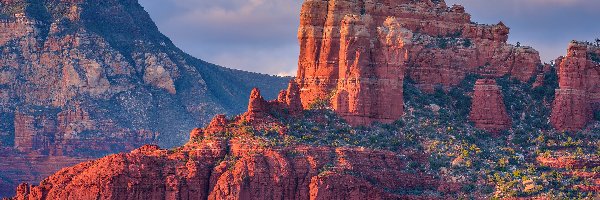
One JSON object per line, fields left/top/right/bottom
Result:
{"left": 10, "top": 112, "right": 445, "bottom": 200}
{"left": 244, "top": 88, "right": 269, "bottom": 122}
{"left": 283, "top": 81, "right": 303, "bottom": 115}
{"left": 469, "top": 79, "right": 511, "bottom": 133}
{"left": 537, "top": 154, "right": 600, "bottom": 193}
{"left": 243, "top": 81, "right": 305, "bottom": 123}
{"left": 13, "top": 83, "right": 496, "bottom": 199}
{"left": 10, "top": 141, "right": 443, "bottom": 200}
{"left": 550, "top": 41, "right": 600, "bottom": 131}
{"left": 296, "top": 0, "right": 542, "bottom": 125}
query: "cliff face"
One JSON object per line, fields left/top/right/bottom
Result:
{"left": 0, "top": 0, "right": 288, "bottom": 196}
{"left": 469, "top": 79, "right": 511, "bottom": 133}
{"left": 550, "top": 42, "right": 600, "bottom": 131}
{"left": 330, "top": 16, "right": 410, "bottom": 125}
{"left": 297, "top": 0, "right": 542, "bottom": 125}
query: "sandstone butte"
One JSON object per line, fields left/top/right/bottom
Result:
{"left": 8, "top": 82, "right": 463, "bottom": 200}
{"left": 550, "top": 41, "right": 600, "bottom": 131}
{"left": 296, "top": 0, "right": 542, "bottom": 126}
{"left": 469, "top": 79, "right": 511, "bottom": 133}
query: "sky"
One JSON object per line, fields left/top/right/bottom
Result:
{"left": 138, "top": 0, "right": 600, "bottom": 76}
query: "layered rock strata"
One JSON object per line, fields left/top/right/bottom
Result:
{"left": 11, "top": 142, "right": 444, "bottom": 200}
{"left": 296, "top": 0, "right": 542, "bottom": 125}
{"left": 550, "top": 41, "right": 600, "bottom": 131}
{"left": 469, "top": 79, "right": 511, "bottom": 133}
{"left": 330, "top": 16, "right": 410, "bottom": 125}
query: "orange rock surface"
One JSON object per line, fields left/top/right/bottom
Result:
{"left": 550, "top": 41, "right": 600, "bottom": 131}
{"left": 296, "top": 0, "right": 542, "bottom": 126}
{"left": 10, "top": 141, "right": 444, "bottom": 200}
{"left": 469, "top": 79, "right": 511, "bottom": 133}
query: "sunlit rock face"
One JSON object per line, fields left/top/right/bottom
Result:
{"left": 550, "top": 41, "right": 600, "bottom": 131}
{"left": 0, "top": 0, "right": 288, "bottom": 196}
{"left": 296, "top": 0, "right": 542, "bottom": 126}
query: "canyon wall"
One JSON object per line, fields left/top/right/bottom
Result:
{"left": 297, "top": 0, "right": 542, "bottom": 125}
{"left": 550, "top": 41, "right": 600, "bottom": 131}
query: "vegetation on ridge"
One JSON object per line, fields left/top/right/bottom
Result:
{"left": 200, "top": 67, "right": 599, "bottom": 199}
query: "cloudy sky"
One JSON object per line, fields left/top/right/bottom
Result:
{"left": 138, "top": 0, "right": 600, "bottom": 76}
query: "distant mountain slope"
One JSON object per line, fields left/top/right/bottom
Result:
{"left": 0, "top": 0, "right": 289, "bottom": 151}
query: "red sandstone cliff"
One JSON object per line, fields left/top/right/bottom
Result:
{"left": 330, "top": 16, "right": 409, "bottom": 125}
{"left": 297, "top": 0, "right": 542, "bottom": 125}
{"left": 469, "top": 79, "right": 511, "bottom": 133}
{"left": 550, "top": 41, "right": 600, "bottom": 131}
{"left": 10, "top": 142, "right": 443, "bottom": 200}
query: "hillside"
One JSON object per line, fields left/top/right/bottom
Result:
{"left": 0, "top": 0, "right": 289, "bottom": 196}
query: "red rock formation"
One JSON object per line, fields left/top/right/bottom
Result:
{"left": 0, "top": 153, "right": 90, "bottom": 198}
{"left": 532, "top": 64, "right": 553, "bottom": 88}
{"left": 244, "top": 88, "right": 269, "bottom": 122}
{"left": 296, "top": 0, "right": 542, "bottom": 125}
{"left": 14, "top": 183, "right": 29, "bottom": 200}
{"left": 550, "top": 41, "right": 600, "bottom": 131}
{"left": 243, "top": 81, "right": 305, "bottom": 124}
{"left": 188, "top": 128, "right": 203, "bottom": 141}
{"left": 285, "top": 80, "right": 303, "bottom": 115}
{"left": 11, "top": 131, "right": 443, "bottom": 200}
{"left": 56, "top": 103, "right": 91, "bottom": 136}
{"left": 469, "top": 79, "right": 511, "bottom": 133}
{"left": 205, "top": 115, "right": 229, "bottom": 135}
{"left": 537, "top": 156, "right": 600, "bottom": 169}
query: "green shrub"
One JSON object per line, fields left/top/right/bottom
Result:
{"left": 463, "top": 39, "right": 472, "bottom": 48}
{"left": 437, "top": 38, "right": 449, "bottom": 49}
{"left": 589, "top": 52, "right": 600, "bottom": 63}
